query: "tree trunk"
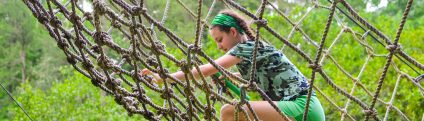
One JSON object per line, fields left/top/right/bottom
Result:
{"left": 20, "top": 40, "right": 26, "bottom": 83}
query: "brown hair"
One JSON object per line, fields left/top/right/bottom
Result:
{"left": 211, "top": 10, "right": 256, "bottom": 40}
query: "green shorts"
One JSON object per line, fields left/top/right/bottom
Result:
{"left": 277, "top": 95, "right": 325, "bottom": 121}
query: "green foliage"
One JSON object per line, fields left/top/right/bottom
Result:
{"left": 0, "top": 0, "right": 67, "bottom": 119}
{"left": 7, "top": 67, "right": 143, "bottom": 120}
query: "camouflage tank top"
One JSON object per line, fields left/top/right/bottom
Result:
{"left": 226, "top": 40, "right": 312, "bottom": 101}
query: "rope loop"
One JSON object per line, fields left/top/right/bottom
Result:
{"left": 74, "top": 39, "right": 86, "bottom": 49}
{"left": 62, "top": 32, "right": 72, "bottom": 40}
{"left": 97, "top": 55, "right": 115, "bottom": 69}
{"left": 386, "top": 44, "right": 401, "bottom": 53}
{"left": 93, "top": 0, "right": 107, "bottom": 15}
{"left": 140, "top": 73, "right": 155, "bottom": 84}
{"left": 49, "top": 16, "right": 62, "bottom": 28}
{"left": 37, "top": 13, "right": 49, "bottom": 24}
{"left": 143, "top": 110, "right": 157, "bottom": 120}
{"left": 156, "top": 67, "right": 168, "bottom": 79}
{"left": 179, "top": 60, "right": 190, "bottom": 73}
{"left": 153, "top": 41, "right": 166, "bottom": 53}
{"left": 114, "top": 94, "right": 124, "bottom": 105}
{"left": 84, "top": 12, "right": 93, "bottom": 21}
{"left": 131, "top": 6, "right": 146, "bottom": 15}
{"left": 57, "top": 40, "right": 68, "bottom": 50}
{"left": 160, "top": 89, "right": 173, "bottom": 99}
{"left": 146, "top": 57, "right": 159, "bottom": 67}
{"left": 91, "top": 45, "right": 101, "bottom": 54}
{"left": 82, "top": 58, "right": 94, "bottom": 69}
{"left": 308, "top": 63, "right": 322, "bottom": 71}
{"left": 188, "top": 44, "right": 201, "bottom": 53}
{"left": 91, "top": 78, "right": 102, "bottom": 87}
{"left": 129, "top": 25, "right": 137, "bottom": 34}
{"left": 70, "top": 12, "right": 80, "bottom": 23}
{"left": 112, "top": 20, "right": 122, "bottom": 28}
{"left": 363, "top": 109, "right": 377, "bottom": 117}
{"left": 105, "top": 78, "right": 118, "bottom": 89}
{"left": 253, "top": 19, "right": 268, "bottom": 27}
{"left": 93, "top": 31, "right": 112, "bottom": 46}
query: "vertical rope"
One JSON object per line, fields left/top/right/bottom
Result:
{"left": 303, "top": 1, "right": 337, "bottom": 121}
{"left": 194, "top": 0, "right": 203, "bottom": 48}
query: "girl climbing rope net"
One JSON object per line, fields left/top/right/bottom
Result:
{"left": 141, "top": 10, "right": 325, "bottom": 121}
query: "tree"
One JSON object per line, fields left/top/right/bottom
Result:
{"left": 0, "top": 0, "right": 67, "bottom": 119}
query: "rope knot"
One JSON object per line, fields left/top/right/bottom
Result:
{"left": 153, "top": 41, "right": 166, "bottom": 53}
{"left": 37, "top": 13, "right": 49, "bottom": 24}
{"left": 93, "top": 0, "right": 107, "bottom": 15}
{"left": 129, "top": 25, "right": 137, "bottom": 34}
{"left": 112, "top": 20, "right": 122, "bottom": 28}
{"left": 97, "top": 55, "right": 115, "bottom": 69}
{"left": 146, "top": 57, "right": 159, "bottom": 67}
{"left": 140, "top": 72, "right": 156, "bottom": 84}
{"left": 105, "top": 78, "right": 118, "bottom": 90}
{"left": 66, "top": 56, "right": 77, "bottom": 65}
{"left": 57, "top": 39, "right": 68, "bottom": 50}
{"left": 308, "top": 64, "right": 321, "bottom": 70}
{"left": 253, "top": 19, "right": 268, "bottom": 27}
{"left": 180, "top": 65, "right": 191, "bottom": 73}
{"left": 156, "top": 67, "right": 169, "bottom": 79}
{"left": 132, "top": 85, "right": 144, "bottom": 94}
{"left": 181, "top": 113, "right": 189, "bottom": 120}
{"left": 114, "top": 94, "right": 124, "bottom": 105}
{"left": 124, "top": 96, "right": 138, "bottom": 105}
{"left": 70, "top": 12, "right": 80, "bottom": 23}
{"left": 91, "top": 45, "right": 101, "bottom": 54}
{"left": 91, "top": 78, "right": 102, "bottom": 87}
{"left": 178, "top": 60, "right": 189, "bottom": 71}
{"left": 122, "top": 54, "right": 130, "bottom": 60}
{"left": 160, "top": 89, "right": 173, "bottom": 99}
{"left": 188, "top": 44, "right": 201, "bottom": 53}
{"left": 93, "top": 31, "right": 112, "bottom": 46}
{"left": 231, "top": 99, "right": 239, "bottom": 106}
{"left": 84, "top": 12, "right": 93, "bottom": 21}
{"left": 248, "top": 81, "right": 256, "bottom": 89}
{"left": 74, "top": 37, "right": 87, "bottom": 48}
{"left": 63, "top": 32, "right": 72, "bottom": 40}
{"left": 386, "top": 44, "right": 401, "bottom": 52}
{"left": 143, "top": 110, "right": 155, "bottom": 120}
{"left": 50, "top": 17, "right": 62, "bottom": 28}
{"left": 82, "top": 59, "right": 94, "bottom": 69}
{"left": 157, "top": 109, "right": 167, "bottom": 116}
{"left": 131, "top": 6, "right": 146, "bottom": 15}
{"left": 363, "top": 109, "right": 377, "bottom": 117}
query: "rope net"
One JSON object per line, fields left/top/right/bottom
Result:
{"left": 23, "top": 0, "right": 423, "bottom": 120}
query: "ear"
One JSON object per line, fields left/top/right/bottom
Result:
{"left": 230, "top": 27, "right": 238, "bottom": 37}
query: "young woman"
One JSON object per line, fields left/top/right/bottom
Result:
{"left": 141, "top": 10, "right": 325, "bottom": 121}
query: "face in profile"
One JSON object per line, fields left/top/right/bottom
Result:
{"left": 209, "top": 27, "right": 240, "bottom": 52}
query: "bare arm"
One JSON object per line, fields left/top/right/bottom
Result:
{"left": 170, "top": 54, "right": 242, "bottom": 82}
{"left": 142, "top": 55, "right": 242, "bottom": 84}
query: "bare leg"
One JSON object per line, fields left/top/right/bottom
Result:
{"left": 220, "top": 101, "right": 293, "bottom": 121}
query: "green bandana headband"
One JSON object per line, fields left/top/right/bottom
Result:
{"left": 211, "top": 13, "right": 245, "bottom": 34}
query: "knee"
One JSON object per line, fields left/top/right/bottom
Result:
{"left": 220, "top": 104, "right": 234, "bottom": 121}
